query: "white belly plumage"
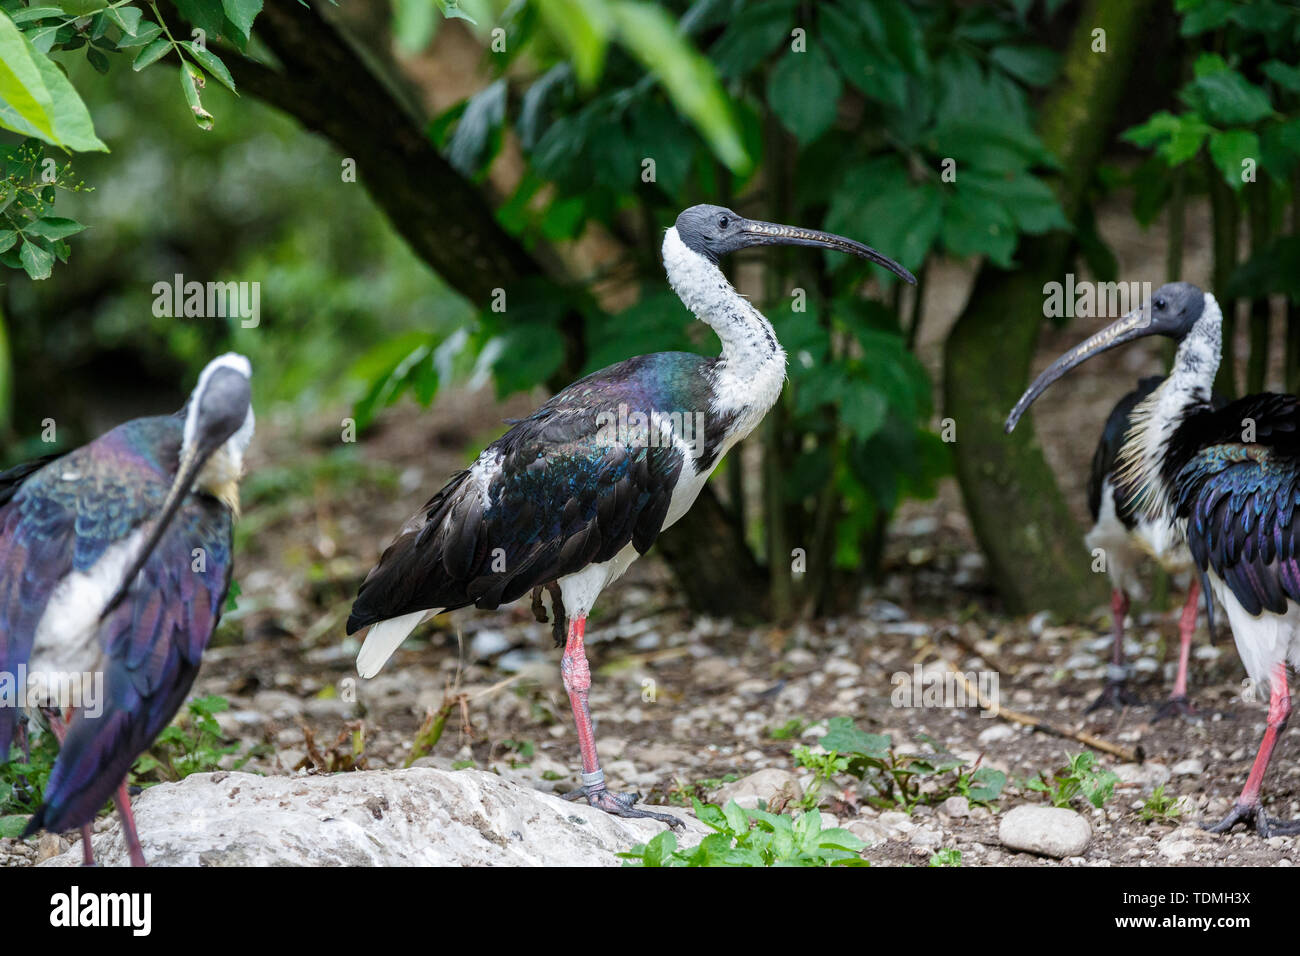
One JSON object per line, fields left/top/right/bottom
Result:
{"left": 1207, "top": 573, "right": 1300, "bottom": 696}
{"left": 26, "top": 530, "right": 145, "bottom": 705}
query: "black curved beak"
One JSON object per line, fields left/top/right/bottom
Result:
{"left": 1004, "top": 304, "right": 1154, "bottom": 433}
{"left": 101, "top": 441, "right": 218, "bottom": 617}
{"left": 739, "top": 219, "right": 916, "bottom": 284}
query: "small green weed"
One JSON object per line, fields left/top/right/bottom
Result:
{"left": 1024, "top": 752, "right": 1119, "bottom": 809}
{"left": 929, "top": 848, "right": 962, "bottom": 867}
{"left": 768, "top": 717, "right": 809, "bottom": 740}
{"left": 133, "top": 695, "right": 263, "bottom": 783}
{"left": 799, "top": 717, "right": 1005, "bottom": 812}
{"left": 620, "top": 799, "right": 867, "bottom": 867}
{"left": 0, "top": 726, "right": 59, "bottom": 837}
{"left": 1139, "top": 784, "right": 1182, "bottom": 823}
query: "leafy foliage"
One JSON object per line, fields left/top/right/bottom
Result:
{"left": 620, "top": 797, "right": 867, "bottom": 867}
{"left": 1139, "top": 784, "right": 1182, "bottom": 824}
{"left": 132, "top": 694, "right": 262, "bottom": 782}
{"left": 1023, "top": 751, "right": 1118, "bottom": 809}
{"left": 355, "top": 0, "right": 1072, "bottom": 608}
{"left": 0, "top": 0, "right": 265, "bottom": 279}
{"left": 0, "top": 721, "right": 59, "bottom": 836}
{"left": 0, "top": 138, "right": 88, "bottom": 278}
{"left": 803, "top": 716, "right": 1005, "bottom": 811}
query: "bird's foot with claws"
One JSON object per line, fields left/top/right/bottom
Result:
{"left": 1204, "top": 802, "right": 1300, "bottom": 837}
{"left": 1153, "top": 695, "right": 1200, "bottom": 722}
{"left": 563, "top": 782, "right": 684, "bottom": 829}
{"left": 1086, "top": 679, "right": 1141, "bottom": 713}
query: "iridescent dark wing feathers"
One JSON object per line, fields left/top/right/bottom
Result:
{"left": 347, "top": 358, "right": 704, "bottom": 633}
{"left": 1173, "top": 394, "right": 1300, "bottom": 615}
{"left": 347, "top": 406, "right": 684, "bottom": 632}
{"left": 0, "top": 418, "right": 233, "bottom": 832}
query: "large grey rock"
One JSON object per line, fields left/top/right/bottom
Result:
{"left": 711, "top": 769, "right": 803, "bottom": 810}
{"left": 998, "top": 805, "right": 1091, "bottom": 859}
{"left": 41, "top": 768, "right": 703, "bottom": 867}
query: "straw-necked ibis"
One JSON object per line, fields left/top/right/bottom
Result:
{"left": 347, "top": 204, "right": 914, "bottom": 827}
{"left": 1006, "top": 282, "right": 1300, "bottom": 835}
{"left": 0, "top": 354, "right": 254, "bottom": 863}
{"left": 1085, "top": 376, "right": 1222, "bottom": 718}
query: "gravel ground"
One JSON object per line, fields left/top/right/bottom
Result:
{"left": 5, "top": 393, "right": 1297, "bottom": 868}
{"left": 5, "top": 192, "right": 1297, "bottom": 866}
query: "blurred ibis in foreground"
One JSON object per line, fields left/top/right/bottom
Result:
{"left": 1085, "top": 376, "right": 1222, "bottom": 718}
{"left": 1007, "top": 282, "right": 1300, "bottom": 835}
{"left": 0, "top": 354, "right": 254, "bottom": 863}
{"left": 347, "top": 204, "right": 915, "bottom": 827}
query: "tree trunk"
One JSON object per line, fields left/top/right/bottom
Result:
{"left": 942, "top": 0, "right": 1154, "bottom": 617}
{"left": 216, "top": 0, "right": 586, "bottom": 384}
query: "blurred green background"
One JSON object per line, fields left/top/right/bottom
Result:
{"left": 3, "top": 0, "right": 1299, "bottom": 620}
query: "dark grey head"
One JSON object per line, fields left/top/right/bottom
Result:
{"left": 104, "top": 353, "right": 254, "bottom": 617}
{"left": 185, "top": 361, "right": 253, "bottom": 459}
{"left": 1004, "top": 282, "right": 1208, "bottom": 433}
{"left": 673, "top": 204, "right": 916, "bottom": 283}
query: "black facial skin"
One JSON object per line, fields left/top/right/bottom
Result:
{"left": 1004, "top": 281, "right": 1208, "bottom": 433}
{"left": 104, "top": 365, "right": 251, "bottom": 617}
{"left": 674, "top": 203, "right": 916, "bottom": 284}
{"left": 194, "top": 366, "right": 252, "bottom": 452}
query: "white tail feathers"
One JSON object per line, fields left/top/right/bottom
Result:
{"left": 356, "top": 610, "right": 435, "bottom": 678}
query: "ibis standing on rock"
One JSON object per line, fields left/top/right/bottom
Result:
{"left": 347, "top": 204, "right": 915, "bottom": 826}
{"left": 1006, "top": 282, "right": 1300, "bottom": 835}
{"left": 1084, "top": 376, "right": 1222, "bottom": 718}
{"left": 0, "top": 353, "right": 254, "bottom": 864}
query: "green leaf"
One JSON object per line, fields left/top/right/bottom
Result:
{"left": 392, "top": 0, "right": 437, "bottom": 55}
{"left": 116, "top": 22, "right": 163, "bottom": 48}
{"left": 818, "top": 4, "right": 906, "bottom": 108}
{"left": 486, "top": 321, "right": 565, "bottom": 397}
{"left": 1122, "top": 110, "right": 1211, "bottom": 166}
{"left": 132, "top": 36, "right": 172, "bottom": 70}
{"left": 0, "top": 9, "right": 106, "bottom": 150}
{"left": 179, "top": 62, "right": 214, "bottom": 130}
{"left": 105, "top": 4, "right": 143, "bottom": 35}
{"left": 0, "top": 815, "right": 28, "bottom": 838}
{"left": 534, "top": 0, "right": 611, "bottom": 86}
{"left": 447, "top": 79, "right": 506, "bottom": 176}
{"left": 18, "top": 238, "right": 52, "bottom": 279}
{"left": 1177, "top": 0, "right": 1233, "bottom": 35}
{"left": 0, "top": 230, "right": 16, "bottom": 254}
{"left": 1180, "top": 61, "right": 1274, "bottom": 126}
{"left": 767, "top": 45, "right": 841, "bottom": 144}
{"left": 641, "top": 830, "right": 677, "bottom": 866}
{"left": 187, "top": 43, "right": 237, "bottom": 93}
{"left": 610, "top": 1, "right": 750, "bottom": 174}
{"left": 1263, "top": 60, "right": 1300, "bottom": 94}
{"left": 435, "top": 0, "right": 476, "bottom": 23}
{"left": 221, "top": 0, "right": 262, "bottom": 44}
{"left": 9, "top": 7, "right": 65, "bottom": 24}
{"left": 707, "top": 0, "right": 794, "bottom": 79}
{"left": 24, "top": 216, "right": 83, "bottom": 240}
{"left": 1208, "top": 128, "right": 1260, "bottom": 191}
{"left": 819, "top": 716, "right": 891, "bottom": 758}
{"left": 988, "top": 45, "right": 1059, "bottom": 87}
{"left": 826, "top": 159, "right": 942, "bottom": 274}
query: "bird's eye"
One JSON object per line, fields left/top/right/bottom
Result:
{"left": 1154, "top": 296, "right": 1167, "bottom": 310}
{"left": 718, "top": 216, "right": 729, "bottom": 229}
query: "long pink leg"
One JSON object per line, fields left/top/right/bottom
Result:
{"left": 113, "top": 783, "right": 147, "bottom": 867}
{"left": 1206, "top": 661, "right": 1296, "bottom": 836}
{"left": 1155, "top": 579, "right": 1202, "bottom": 720}
{"left": 560, "top": 615, "right": 680, "bottom": 828}
{"left": 560, "top": 615, "right": 600, "bottom": 779}
{"left": 1088, "top": 589, "right": 1139, "bottom": 711}
{"left": 1171, "top": 578, "right": 1200, "bottom": 699}
{"left": 43, "top": 710, "right": 95, "bottom": 865}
